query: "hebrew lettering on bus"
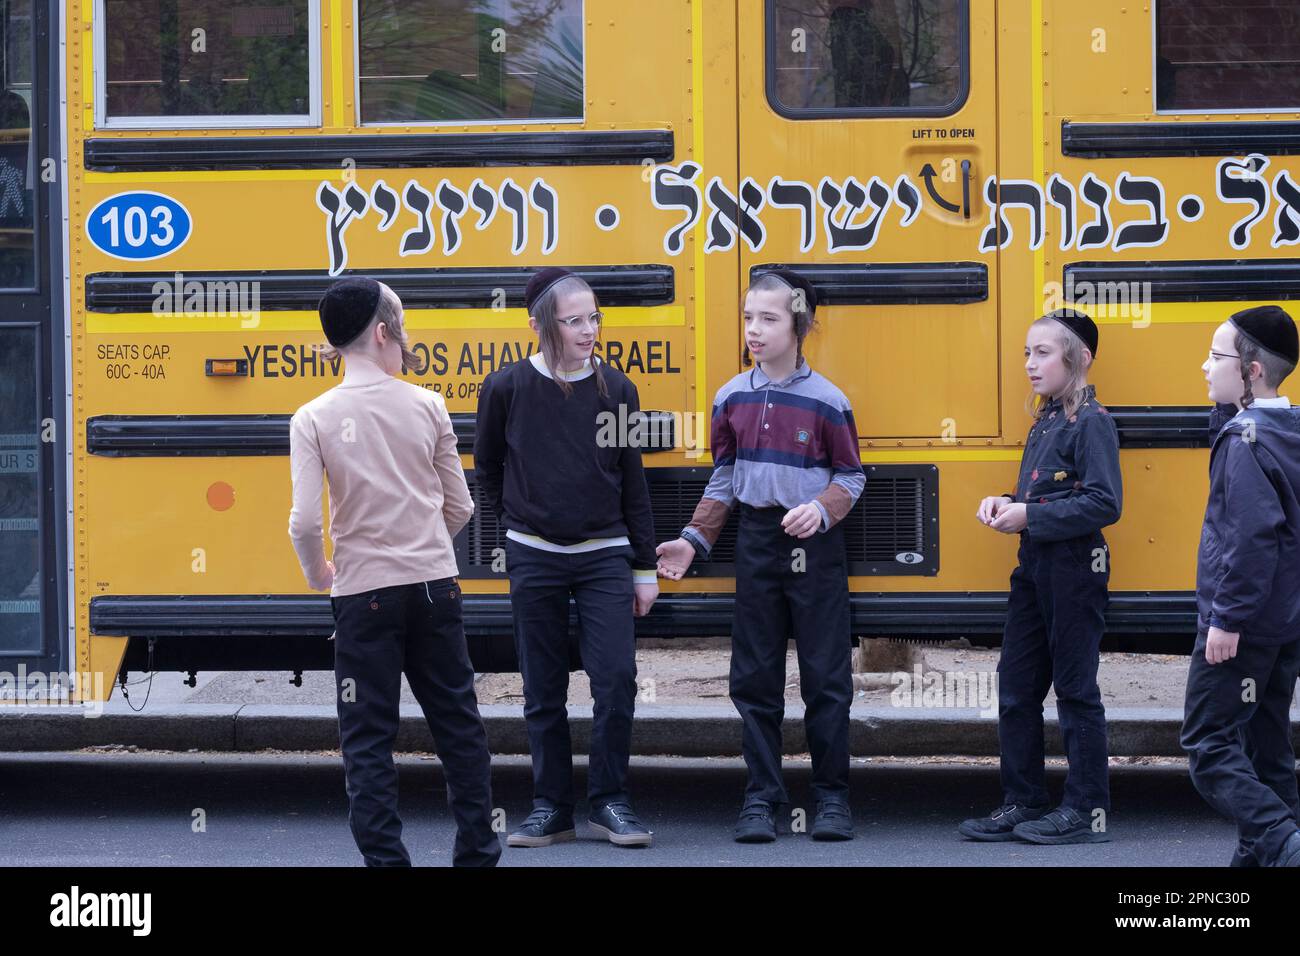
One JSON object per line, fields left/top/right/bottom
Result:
{"left": 767, "top": 177, "right": 817, "bottom": 252}
{"left": 370, "top": 180, "right": 399, "bottom": 231}
{"left": 315, "top": 181, "right": 369, "bottom": 275}
{"left": 399, "top": 180, "right": 435, "bottom": 256}
{"left": 704, "top": 176, "right": 766, "bottom": 253}
{"left": 1218, "top": 154, "right": 1270, "bottom": 251}
{"left": 979, "top": 178, "right": 1044, "bottom": 252}
{"left": 819, "top": 175, "right": 894, "bottom": 252}
{"left": 1272, "top": 170, "right": 1300, "bottom": 248}
{"left": 316, "top": 175, "right": 562, "bottom": 275}
{"left": 651, "top": 162, "right": 702, "bottom": 256}
{"left": 1113, "top": 173, "right": 1168, "bottom": 250}
{"left": 437, "top": 180, "right": 469, "bottom": 255}
{"left": 312, "top": 158, "right": 1300, "bottom": 274}
{"left": 1047, "top": 174, "right": 1076, "bottom": 250}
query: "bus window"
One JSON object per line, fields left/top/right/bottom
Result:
{"left": 0, "top": 0, "right": 32, "bottom": 288}
{"left": 96, "top": 0, "right": 318, "bottom": 128}
{"left": 1155, "top": 0, "right": 1300, "bottom": 111}
{"left": 356, "top": 0, "right": 584, "bottom": 125}
{"left": 767, "top": 0, "right": 968, "bottom": 117}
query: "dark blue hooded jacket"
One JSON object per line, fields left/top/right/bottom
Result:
{"left": 1197, "top": 402, "right": 1300, "bottom": 644}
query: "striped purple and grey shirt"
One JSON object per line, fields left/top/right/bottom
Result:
{"left": 681, "top": 360, "right": 865, "bottom": 557}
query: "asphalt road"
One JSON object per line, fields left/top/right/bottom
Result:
{"left": 0, "top": 753, "right": 1242, "bottom": 867}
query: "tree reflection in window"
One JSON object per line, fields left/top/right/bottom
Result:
{"left": 103, "top": 1, "right": 311, "bottom": 119}
{"left": 772, "top": 0, "right": 965, "bottom": 114}
{"left": 358, "top": 0, "right": 583, "bottom": 124}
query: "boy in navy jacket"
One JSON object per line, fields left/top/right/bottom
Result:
{"left": 1182, "top": 305, "right": 1300, "bottom": 868}
{"left": 960, "top": 309, "right": 1122, "bottom": 845}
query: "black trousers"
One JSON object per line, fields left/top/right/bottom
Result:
{"left": 506, "top": 539, "right": 638, "bottom": 812}
{"left": 1182, "top": 630, "right": 1300, "bottom": 867}
{"left": 730, "top": 504, "right": 853, "bottom": 805}
{"left": 997, "top": 531, "right": 1111, "bottom": 814}
{"left": 331, "top": 578, "right": 501, "bottom": 867}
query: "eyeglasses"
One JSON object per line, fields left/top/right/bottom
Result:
{"left": 557, "top": 311, "right": 603, "bottom": 330}
{"left": 1208, "top": 349, "right": 1240, "bottom": 362}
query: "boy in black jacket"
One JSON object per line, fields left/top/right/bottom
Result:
{"left": 474, "top": 268, "right": 659, "bottom": 849}
{"left": 1182, "top": 305, "right": 1300, "bottom": 868}
{"left": 960, "top": 310, "right": 1122, "bottom": 845}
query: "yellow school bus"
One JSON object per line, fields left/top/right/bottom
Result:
{"left": 4, "top": 0, "right": 1295, "bottom": 702}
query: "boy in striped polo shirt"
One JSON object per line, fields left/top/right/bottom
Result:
{"left": 656, "top": 270, "right": 865, "bottom": 843}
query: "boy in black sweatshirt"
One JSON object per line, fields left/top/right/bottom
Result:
{"left": 474, "top": 268, "right": 659, "bottom": 849}
{"left": 1182, "top": 305, "right": 1300, "bottom": 868}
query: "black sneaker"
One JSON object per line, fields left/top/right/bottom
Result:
{"left": 1012, "top": 806, "right": 1111, "bottom": 844}
{"left": 1271, "top": 830, "right": 1300, "bottom": 867}
{"left": 734, "top": 800, "right": 777, "bottom": 843}
{"left": 957, "top": 803, "right": 1050, "bottom": 842}
{"left": 588, "top": 802, "right": 653, "bottom": 847}
{"left": 506, "top": 806, "right": 576, "bottom": 848}
{"left": 811, "top": 799, "right": 855, "bottom": 841}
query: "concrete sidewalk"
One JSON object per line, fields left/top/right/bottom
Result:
{"left": 4, "top": 642, "right": 1290, "bottom": 757}
{"left": 0, "top": 701, "right": 1203, "bottom": 757}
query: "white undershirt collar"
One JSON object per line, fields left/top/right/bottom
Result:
{"left": 529, "top": 351, "right": 595, "bottom": 381}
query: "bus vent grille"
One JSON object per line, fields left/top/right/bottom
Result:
{"left": 456, "top": 464, "right": 938, "bottom": 577}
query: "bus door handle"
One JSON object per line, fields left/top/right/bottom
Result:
{"left": 961, "top": 159, "right": 972, "bottom": 220}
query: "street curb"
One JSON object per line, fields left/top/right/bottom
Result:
{"left": 0, "top": 705, "right": 1202, "bottom": 757}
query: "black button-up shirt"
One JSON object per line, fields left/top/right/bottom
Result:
{"left": 1005, "top": 384, "right": 1123, "bottom": 542}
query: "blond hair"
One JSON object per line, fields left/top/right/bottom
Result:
{"left": 1025, "top": 316, "right": 1093, "bottom": 420}
{"left": 316, "top": 281, "right": 419, "bottom": 372}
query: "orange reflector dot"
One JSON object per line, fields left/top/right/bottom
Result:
{"left": 207, "top": 481, "right": 235, "bottom": 511}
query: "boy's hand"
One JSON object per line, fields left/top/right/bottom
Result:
{"left": 1205, "top": 626, "right": 1240, "bottom": 665}
{"left": 656, "top": 538, "right": 696, "bottom": 580}
{"left": 781, "top": 503, "right": 822, "bottom": 538}
{"left": 989, "top": 502, "right": 1028, "bottom": 534}
{"left": 633, "top": 581, "right": 659, "bottom": 617}
{"left": 313, "top": 560, "right": 335, "bottom": 592}
{"left": 977, "top": 495, "right": 1012, "bottom": 525}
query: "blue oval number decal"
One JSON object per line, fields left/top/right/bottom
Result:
{"left": 86, "top": 191, "right": 192, "bottom": 261}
